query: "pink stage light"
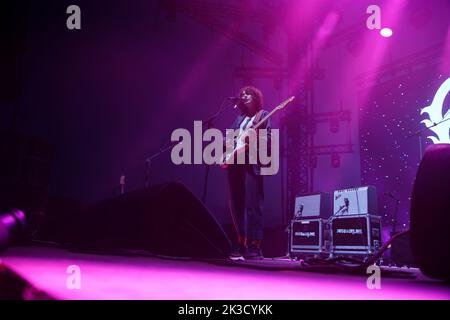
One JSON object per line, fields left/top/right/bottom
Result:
{"left": 380, "top": 28, "right": 393, "bottom": 37}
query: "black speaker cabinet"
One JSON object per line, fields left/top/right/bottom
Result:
{"left": 411, "top": 144, "right": 450, "bottom": 281}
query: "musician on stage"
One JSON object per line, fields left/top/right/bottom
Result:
{"left": 226, "top": 86, "right": 271, "bottom": 259}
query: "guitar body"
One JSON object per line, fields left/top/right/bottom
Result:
{"left": 219, "top": 96, "right": 295, "bottom": 169}
{"left": 220, "top": 130, "right": 250, "bottom": 169}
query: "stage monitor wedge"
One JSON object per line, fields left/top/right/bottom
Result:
{"left": 60, "top": 182, "right": 232, "bottom": 259}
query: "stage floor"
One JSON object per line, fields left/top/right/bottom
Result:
{"left": 1, "top": 246, "right": 449, "bottom": 300}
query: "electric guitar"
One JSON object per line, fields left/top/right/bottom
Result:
{"left": 220, "top": 96, "right": 295, "bottom": 169}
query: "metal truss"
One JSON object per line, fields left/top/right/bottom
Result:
{"left": 283, "top": 34, "right": 312, "bottom": 223}
{"left": 311, "top": 143, "right": 353, "bottom": 155}
{"left": 309, "top": 108, "right": 353, "bottom": 189}
{"left": 233, "top": 66, "right": 288, "bottom": 83}
{"left": 355, "top": 43, "right": 445, "bottom": 88}
{"left": 159, "top": 0, "right": 284, "bottom": 65}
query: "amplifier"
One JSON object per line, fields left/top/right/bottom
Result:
{"left": 333, "top": 186, "right": 377, "bottom": 216}
{"left": 331, "top": 214, "right": 381, "bottom": 255}
{"left": 294, "top": 193, "right": 331, "bottom": 219}
{"left": 290, "top": 218, "right": 326, "bottom": 255}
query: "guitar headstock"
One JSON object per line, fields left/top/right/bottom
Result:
{"left": 276, "top": 96, "right": 295, "bottom": 110}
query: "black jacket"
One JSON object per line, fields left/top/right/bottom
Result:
{"left": 229, "top": 110, "right": 272, "bottom": 176}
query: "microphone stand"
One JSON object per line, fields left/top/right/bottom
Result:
{"left": 409, "top": 116, "right": 450, "bottom": 160}
{"left": 144, "top": 98, "right": 236, "bottom": 201}
{"left": 145, "top": 141, "right": 179, "bottom": 188}
{"left": 327, "top": 205, "right": 345, "bottom": 223}
{"left": 389, "top": 193, "right": 400, "bottom": 234}
{"left": 201, "top": 100, "right": 236, "bottom": 204}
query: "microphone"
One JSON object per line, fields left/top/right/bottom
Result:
{"left": 228, "top": 97, "right": 245, "bottom": 109}
{"left": 228, "top": 96, "right": 244, "bottom": 101}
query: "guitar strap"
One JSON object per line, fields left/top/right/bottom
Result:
{"left": 241, "top": 117, "right": 251, "bottom": 130}
{"left": 252, "top": 110, "right": 265, "bottom": 129}
{"left": 237, "top": 115, "right": 247, "bottom": 129}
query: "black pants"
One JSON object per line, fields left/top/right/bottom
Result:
{"left": 227, "top": 165, "right": 264, "bottom": 244}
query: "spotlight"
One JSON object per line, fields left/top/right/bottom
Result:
{"left": 331, "top": 153, "right": 340, "bottom": 168}
{"left": 0, "top": 209, "right": 26, "bottom": 252}
{"left": 330, "top": 120, "right": 340, "bottom": 133}
{"left": 380, "top": 28, "right": 393, "bottom": 38}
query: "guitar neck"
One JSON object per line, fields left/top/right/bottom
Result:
{"left": 252, "top": 108, "right": 278, "bottom": 130}
{"left": 251, "top": 96, "right": 294, "bottom": 130}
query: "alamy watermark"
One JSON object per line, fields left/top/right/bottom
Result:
{"left": 66, "top": 265, "right": 81, "bottom": 290}
{"left": 366, "top": 265, "right": 381, "bottom": 289}
{"left": 366, "top": 4, "right": 393, "bottom": 37}
{"left": 170, "top": 121, "right": 280, "bottom": 175}
{"left": 66, "top": 5, "right": 81, "bottom": 30}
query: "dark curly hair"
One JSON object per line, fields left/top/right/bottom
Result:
{"left": 239, "top": 86, "right": 263, "bottom": 111}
